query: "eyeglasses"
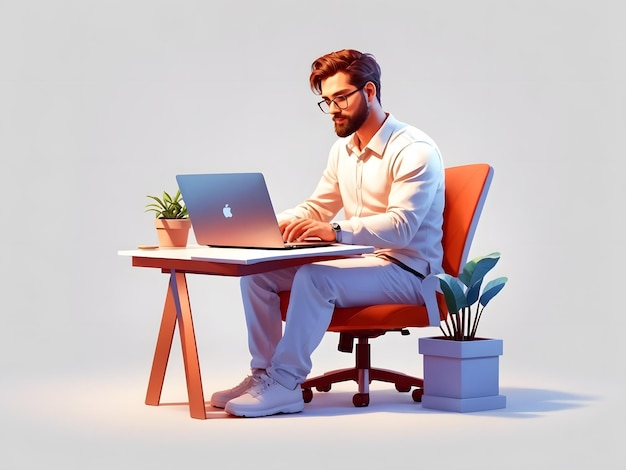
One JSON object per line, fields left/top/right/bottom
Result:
{"left": 317, "top": 86, "right": 365, "bottom": 114}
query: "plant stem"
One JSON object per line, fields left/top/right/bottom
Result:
{"left": 451, "top": 313, "right": 460, "bottom": 339}
{"left": 471, "top": 305, "right": 484, "bottom": 338}
{"left": 459, "top": 308, "right": 464, "bottom": 340}
{"left": 440, "top": 319, "right": 453, "bottom": 338}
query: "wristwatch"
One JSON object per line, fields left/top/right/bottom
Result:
{"left": 330, "top": 222, "right": 342, "bottom": 243}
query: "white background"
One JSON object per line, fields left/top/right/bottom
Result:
{"left": 1, "top": 1, "right": 624, "bottom": 468}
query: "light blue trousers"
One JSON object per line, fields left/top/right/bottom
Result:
{"left": 239, "top": 254, "right": 425, "bottom": 390}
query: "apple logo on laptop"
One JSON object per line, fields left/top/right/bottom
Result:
{"left": 222, "top": 204, "right": 233, "bottom": 218}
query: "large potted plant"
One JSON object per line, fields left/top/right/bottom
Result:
{"left": 145, "top": 189, "right": 191, "bottom": 247}
{"left": 418, "top": 252, "right": 508, "bottom": 412}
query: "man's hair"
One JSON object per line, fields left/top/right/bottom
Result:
{"left": 309, "top": 49, "right": 382, "bottom": 103}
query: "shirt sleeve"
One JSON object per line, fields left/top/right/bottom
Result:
{"left": 339, "top": 141, "right": 443, "bottom": 249}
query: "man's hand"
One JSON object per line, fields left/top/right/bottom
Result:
{"left": 279, "top": 218, "right": 336, "bottom": 243}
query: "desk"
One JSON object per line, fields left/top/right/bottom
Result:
{"left": 118, "top": 244, "right": 375, "bottom": 419}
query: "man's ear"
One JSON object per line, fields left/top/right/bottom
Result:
{"left": 364, "top": 81, "right": 377, "bottom": 102}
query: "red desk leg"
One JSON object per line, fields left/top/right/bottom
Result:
{"left": 145, "top": 270, "right": 207, "bottom": 419}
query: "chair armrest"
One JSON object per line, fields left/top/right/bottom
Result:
{"left": 422, "top": 274, "right": 443, "bottom": 327}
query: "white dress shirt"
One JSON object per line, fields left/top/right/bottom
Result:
{"left": 279, "top": 113, "right": 445, "bottom": 277}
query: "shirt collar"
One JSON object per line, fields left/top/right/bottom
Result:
{"left": 345, "top": 113, "right": 400, "bottom": 159}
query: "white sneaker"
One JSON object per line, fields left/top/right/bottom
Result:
{"left": 210, "top": 375, "right": 261, "bottom": 409}
{"left": 224, "top": 373, "right": 304, "bottom": 418}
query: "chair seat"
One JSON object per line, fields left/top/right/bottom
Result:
{"left": 279, "top": 292, "right": 441, "bottom": 332}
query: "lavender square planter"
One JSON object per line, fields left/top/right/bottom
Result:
{"left": 418, "top": 337, "right": 506, "bottom": 412}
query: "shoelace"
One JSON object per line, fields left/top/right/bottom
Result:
{"left": 247, "top": 374, "right": 276, "bottom": 397}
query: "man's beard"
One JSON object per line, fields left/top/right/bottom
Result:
{"left": 333, "top": 96, "right": 369, "bottom": 138}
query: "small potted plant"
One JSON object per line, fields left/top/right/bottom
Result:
{"left": 418, "top": 251, "right": 508, "bottom": 412}
{"left": 145, "top": 189, "right": 191, "bottom": 247}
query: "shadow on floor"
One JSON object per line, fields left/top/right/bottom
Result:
{"left": 158, "top": 385, "right": 599, "bottom": 420}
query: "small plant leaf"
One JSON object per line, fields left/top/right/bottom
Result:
{"left": 145, "top": 187, "right": 189, "bottom": 219}
{"left": 435, "top": 273, "right": 468, "bottom": 314}
{"left": 479, "top": 277, "right": 508, "bottom": 307}
{"left": 146, "top": 195, "right": 167, "bottom": 209}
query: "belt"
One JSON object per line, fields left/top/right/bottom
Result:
{"left": 378, "top": 254, "right": 425, "bottom": 280}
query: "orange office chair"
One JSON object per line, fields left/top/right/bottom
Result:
{"left": 279, "top": 163, "right": 494, "bottom": 406}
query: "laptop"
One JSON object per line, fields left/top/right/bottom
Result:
{"left": 175, "top": 173, "right": 334, "bottom": 249}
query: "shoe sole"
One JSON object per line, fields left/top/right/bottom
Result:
{"left": 225, "top": 401, "right": 304, "bottom": 418}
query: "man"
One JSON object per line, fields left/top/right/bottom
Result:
{"left": 212, "top": 49, "right": 445, "bottom": 417}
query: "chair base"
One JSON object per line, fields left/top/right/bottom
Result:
{"left": 301, "top": 338, "right": 424, "bottom": 406}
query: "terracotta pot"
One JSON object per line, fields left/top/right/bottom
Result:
{"left": 154, "top": 218, "right": 191, "bottom": 247}
{"left": 418, "top": 336, "right": 506, "bottom": 412}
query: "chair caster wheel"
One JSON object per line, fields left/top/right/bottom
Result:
{"left": 395, "top": 383, "right": 411, "bottom": 393}
{"left": 352, "top": 393, "right": 370, "bottom": 407}
{"left": 302, "top": 388, "right": 313, "bottom": 403}
{"left": 412, "top": 388, "right": 423, "bottom": 402}
{"left": 316, "top": 384, "right": 331, "bottom": 392}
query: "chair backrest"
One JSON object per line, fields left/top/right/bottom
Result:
{"left": 279, "top": 163, "right": 494, "bottom": 328}
{"left": 441, "top": 164, "right": 494, "bottom": 277}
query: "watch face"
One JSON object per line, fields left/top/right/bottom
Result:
{"left": 331, "top": 223, "right": 341, "bottom": 243}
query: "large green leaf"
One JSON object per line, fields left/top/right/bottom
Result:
{"left": 466, "top": 279, "right": 483, "bottom": 306}
{"left": 459, "top": 252, "right": 500, "bottom": 288}
{"left": 435, "top": 273, "right": 468, "bottom": 314}
{"left": 479, "top": 277, "right": 508, "bottom": 307}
